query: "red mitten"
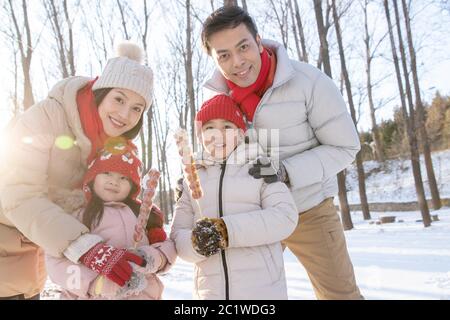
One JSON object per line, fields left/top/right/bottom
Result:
{"left": 80, "top": 242, "right": 145, "bottom": 287}
{"left": 147, "top": 227, "right": 167, "bottom": 244}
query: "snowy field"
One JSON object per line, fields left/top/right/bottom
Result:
{"left": 42, "top": 207, "right": 450, "bottom": 300}
{"left": 346, "top": 149, "right": 450, "bottom": 204}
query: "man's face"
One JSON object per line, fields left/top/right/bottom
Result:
{"left": 208, "top": 23, "right": 263, "bottom": 88}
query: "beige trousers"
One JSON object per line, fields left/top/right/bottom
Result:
{"left": 283, "top": 198, "right": 363, "bottom": 300}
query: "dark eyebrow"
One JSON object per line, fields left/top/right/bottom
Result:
{"left": 216, "top": 38, "right": 249, "bottom": 54}
{"left": 116, "top": 90, "right": 144, "bottom": 107}
{"left": 235, "top": 39, "right": 249, "bottom": 48}
{"left": 115, "top": 90, "right": 128, "bottom": 99}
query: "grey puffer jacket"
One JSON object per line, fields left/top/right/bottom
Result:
{"left": 170, "top": 143, "right": 298, "bottom": 300}
{"left": 204, "top": 39, "right": 361, "bottom": 213}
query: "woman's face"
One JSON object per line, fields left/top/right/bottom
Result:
{"left": 93, "top": 171, "right": 132, "bottom": 202}
{"left": 98, "top": 88, "right": 145, "bottom": 137}
{"left": 201, "top": 119, "right": 243, "bottom": 160}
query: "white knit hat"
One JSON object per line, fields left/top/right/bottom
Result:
{"left": 93, "top": 41, "right": 154, "bottom": 109}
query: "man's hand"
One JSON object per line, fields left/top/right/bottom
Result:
{"left": 248, "top": 156, "right": 289, "bottom": 184}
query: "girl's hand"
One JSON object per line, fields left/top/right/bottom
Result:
{"left": 132, "top": 246, "right": 166, "bottom": 274}
{"left": 88, "top": 272, "right": 148, "bottom": 299}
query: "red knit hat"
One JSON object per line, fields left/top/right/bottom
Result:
{"left": 83, "top": 137, "right": 143, "bottom": 203}
{"left": 196, "top": 94, "right": 247, "bottom": 132}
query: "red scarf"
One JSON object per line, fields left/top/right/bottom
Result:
{"left": 76, "top": 78, "right": 108, "bottom": 164}
{"left": 226, "top": 47, "right": 277, "bottom": 123}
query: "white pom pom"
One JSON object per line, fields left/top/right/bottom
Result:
{"left": 115, "top": 41, "right": 144, "bottom": 64}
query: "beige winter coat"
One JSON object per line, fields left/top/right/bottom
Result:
{"left": 0, "top": 77, "right": 96, "bottom": 298}
{"left": 170, "top": 143, "right": 298, "bottom": 300}
{"left": 204, "top": 39, "right": 361, "bottom": 213}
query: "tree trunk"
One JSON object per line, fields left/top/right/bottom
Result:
{"left": 47, "top": 0, "right": 69, "bottom": 78}
{"left": 241, "top": 0, "right": 248, "bottom": 11}
{"left": 384, "top": 0, "right": 431, "bottom": 227}
{"left": 288, "top": 0, "right": 302, "bottom": 61}
{"left": 9, "top": 0, "right": 35, "bottom": 110}
{"left": 63, "top": 0, "right": 75, "bottom": 76}
{"left": 185, "top": 0, "right": 196, "bottom": 150}
{"left": 332, "top": 0, "right": 370, "bottom": 220}
{"left": 292, "top": 0, "right": 309, "bottom": 62}
{"left": 401, "top": 0, "right": 441, "bottom": 210}
{"left": 338, "top": 170, "right": 353, "bottom": 230}
{"left": 363, "top": 0, "right": 384, "bottom": 162}
{"left": 313, "top": 0, "right": 353, "bottom": 230}
{"left": 224, "top": 0, "right": 238, "bottom": 7}
{"left": 269, "top": 0, "right": 289, "bottom": 49}
{"left": 116, "top": 0, "right": 129, "bottom": 39}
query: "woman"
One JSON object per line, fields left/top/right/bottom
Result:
{"left": 0, "top": 41, "right": 154, "bottom": 300}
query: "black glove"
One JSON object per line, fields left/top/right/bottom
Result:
{"left": 191, "top": 218, "right": 228, "bottom": 257}
{"left": 248, "top": 156, "right": 289, "bottom": 184}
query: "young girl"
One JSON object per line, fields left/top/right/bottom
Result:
{"left": 46, "top": 140, "right": 176, "bottom": 300}
{"left": 170, "top": 94, "right": 298, "bottom": 300}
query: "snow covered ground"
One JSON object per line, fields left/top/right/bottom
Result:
{"left": 42, "top": 207, "right": 450, "bottom": 300}
{"left": 346, "top": 149, "right": 450, "bottom": 204}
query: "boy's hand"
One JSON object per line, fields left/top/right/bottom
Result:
{"left": 191, "top": 217, "right": 228, "bottom": 257}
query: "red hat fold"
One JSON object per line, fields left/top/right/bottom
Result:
{"left": 196, "top": 94, "right": 247, "bottom": 133}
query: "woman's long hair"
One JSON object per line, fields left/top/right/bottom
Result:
{"left": 82, "top": 182, "right": 140, "bottom": 230}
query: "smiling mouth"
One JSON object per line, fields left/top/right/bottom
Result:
{"left": 104, "top": 188, "right": 119, "bottom": 194}
{"left": 109, "top": 116, "right": 126, "bottom": 128}
{"left": 234, "top": 66, "right": 251, "bottom": 78}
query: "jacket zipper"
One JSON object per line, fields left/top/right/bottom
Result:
{"left": 218, "top": 161, "right": 230, "bottom": 300}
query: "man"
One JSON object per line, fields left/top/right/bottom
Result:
{"left": 201, "top": 6, "right": 363, "bottom": 300}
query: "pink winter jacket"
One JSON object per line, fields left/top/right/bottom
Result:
{"left": 46, "top": 202, "right": 177, "bottom": 300}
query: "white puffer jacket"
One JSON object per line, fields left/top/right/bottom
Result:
{"left": 204, "top": 39, "right": 361, "bottom": 213}
{"left": 170, "top": 143, "right": 298, "bottom": 300}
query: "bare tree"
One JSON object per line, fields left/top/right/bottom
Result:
{"left": 241, "top": 0, "right": 248, "bottom": 11}
{"left": 44, "top": 0, "right": 76, "bottom": 78}
{"left": 185, "top": 0, "right": 197, "bottom": 149}
{"left": 288, "top": 0, "right": 302, "bottom": 60}
{"left": 361, "top": 0, "right": 386, "bottom": 161}
{"left": 313, "top": 0, "right": 353, "bottom": 230}
{"left": 152, "top": 98, "right": 174, "bottom": 220}
{"left": 224, "top": 0, "right": 238, "bottom": 7}
{"left": 79, "top": 0, "right": 115, "bottom": 70}
{"left": 289, "top": 0, "right": 309, "bottom": 62}
{"left": 315, "top": 0, "right": 333, "bottom": 70}
{"left": 269, "top": 0, "right": 289, "bottom": 49}
{"left": 401, "top": 0, "right": 441, "bottom": 210}
{"left": 116, "top": 0, "right": 130, "bottom": 39}
{"left": 383, "top": 0, "right": 431, "bottom": 227}
{"left": 332, "top": 0, "right": 370, "bottom": 220}
{"left": 7, "top": 0, "right": 35, "bottom": 110}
